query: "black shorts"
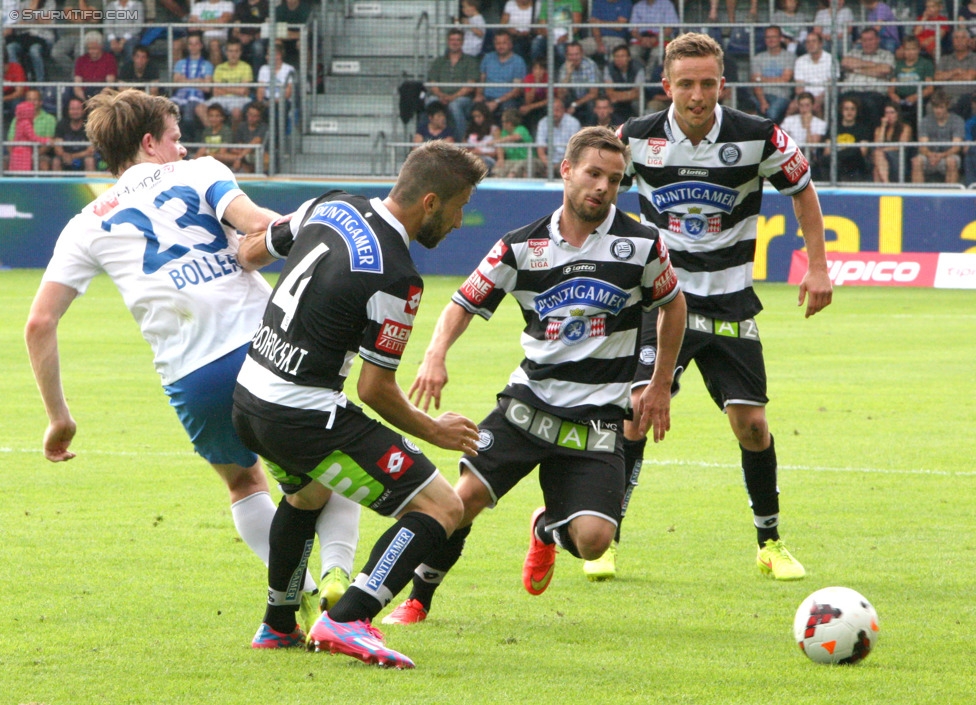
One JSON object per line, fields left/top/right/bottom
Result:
{"left": 232, "top": 401, "right": 438, "bottom": 517}
{"left": 461, "top": 397, "right": 625, "bottom": 531}
{"left": 633, "top": 309, "right": 768, "bottom": 410}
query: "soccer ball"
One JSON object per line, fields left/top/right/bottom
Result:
{"left": 793, "top": 587, "right": 880, "bottom": 665}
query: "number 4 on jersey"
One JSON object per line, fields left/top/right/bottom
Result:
{"left": 271, "top": 243, "right": 331, "bottom": 331}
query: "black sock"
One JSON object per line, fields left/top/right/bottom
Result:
{"left": 617, "top": 437, "right": 647, "bottom": 543}
{"left": 741, "top": 435, "right": 780, "bottom": 546}
{"left": 328, "top": 512, "right": 447, "bottom": 623}
{"left": 533, "top": 510, "right": 556, "bottom": 545}
{"left": 264, "top": 497, "right": 321, "bottom": 633}
{"left": 408, "top": 524, "right": 471, "bottom": 611}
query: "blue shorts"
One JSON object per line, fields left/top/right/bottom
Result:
{"left": 163, "top": 344, "right": 258, "bottom": 468}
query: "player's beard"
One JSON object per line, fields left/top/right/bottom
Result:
{"left": 566, "top": 192, "right": 611, "bottom": 226}
{"left": 415, "top": 209, "right": 447, "bottom": 249}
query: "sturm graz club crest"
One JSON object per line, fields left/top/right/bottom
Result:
{"left": 476, "top": 429, "right": 494, "bottom": 451}
{"left": 719, "top": 143, "right": 741, "bottom": 165}
{"left": 610, "top": 238, "right": 635, "bottom": 261}
{"left": 638, "top": 345, "right": 657, "bottom": 366}
{"left": 401, "top": 437, "right": 421, "bottom": 454}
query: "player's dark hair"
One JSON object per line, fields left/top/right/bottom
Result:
{"left": 564, "top": 126, "right": 627, "bottom": 167}
{"left": 85, "top": 88, "right": 180, "bottom": 176}
{"left": 663, "top": 31, "right": 724, "bottom": 81}
{"left": 391, "top": 140, "right": 487, "bottom": 205}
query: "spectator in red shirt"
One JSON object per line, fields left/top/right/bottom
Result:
{"left": 3, "top": 60, "right": 28, "bottom": 121}
{"left": 9, "top": 100, "right": 52, "bottom": 172}
{"left": 74, "top": 31, "right": 118, "bottom": 101}
{"left": 519, "top": 58, "right": 548, "bottom": 134}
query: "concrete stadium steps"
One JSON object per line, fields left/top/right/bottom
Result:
{"left": 290, "top": 135, "right": 388, "bottom": 176}
{"left": 342, "top": 0, "right": 445, "bottom": 18}
{"left": 327, "top": 55, "right": 429, "bottom": 77}
{"left": 306, "top": 114, "right": 396, "bottom": 137}
{"left": 292, "top": 0, "right": 441, "bottom": 176}
{"left": 310, "top": 93, "right": 395, "bottom": 118}
{"left": 320, "top": 76, "right": 398, "bottom": 96}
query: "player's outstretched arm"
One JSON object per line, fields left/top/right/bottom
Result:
{"left": 359, "top": 360, "right": 481, "bottom": 455}
{"left": 223, "top": 193, "right": 280, "bottom": 271}
{"left": 636, "top": 290, "right": 687, "bottom": 443}
{"left": 24, "top": 282, "right": 80, "bottom": 462}
{"left": 408, "top": 301, "right": 476, "bottom": 412}
{"left": 792, "top": 183, "right": 833, "bottom": 318}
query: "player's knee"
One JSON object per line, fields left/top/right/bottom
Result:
{"left": 455, "top": 468, "right": 492, "bottom": 525}
{"left": 441, "top": 490, "right": 464, "bottom": 534}
{"left": 409, "top": 476, "right": 464, "bottom": 535}
{"left": 568, "top": 517, "right": 616, "bottom": 560}
{"left": 729, "top": 409, "right": 768, "bottom": 448}
{"left": 213, "top": 460, "right": 268, "bottom": 497}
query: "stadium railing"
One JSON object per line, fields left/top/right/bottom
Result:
{"left": 2, "top": 139, "right": 265, "bottom": 177}
{"left": 0, "top": 20, "right": 305, "bottom": 176}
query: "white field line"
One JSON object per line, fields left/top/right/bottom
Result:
{"left": 3, "top": 446, "right": 974, "bottom": 476}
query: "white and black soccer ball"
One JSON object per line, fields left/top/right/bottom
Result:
{"left": 793, "top": 586, "right": 880, "bottom": 665}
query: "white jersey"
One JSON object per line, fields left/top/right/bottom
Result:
{"left": 42, "top": 157, "right": 272, "bottom": 385}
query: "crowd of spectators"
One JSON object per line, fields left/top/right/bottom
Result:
{"left": 3, "top": 0, "right": 307, "bottom": 173}
{"left": 4, "top": 0, "right": 976, "bottom": 182}
{"left": 410, "top": 0, "right": 976, "bottom": 184}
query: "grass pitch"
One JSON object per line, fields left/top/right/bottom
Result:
{"left": 1, "top": 269, "right": 974, "bottom": 704}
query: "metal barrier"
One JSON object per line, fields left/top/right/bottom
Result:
{"left": 2, "top": 138, "right": 265, "bottom": 176}
{"left": 0, "top": 20, "right": 306, "bottom": 175}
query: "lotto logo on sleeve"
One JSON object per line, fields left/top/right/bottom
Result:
{"left": 377, "top": 445, "right": 414, "bottom": 480}
{"left": 772, "top": 125, "right": 789, "bottom": 152}
{"left": 404, "top": 285, "right": 422, "bottom": 315}
{"left": 781, "top": 151, "right": 809, "bottom": 184}
{"left": 375, "top": 319, "right": 412, "bottom": 355}
{"left": 460, "top": 269, "right": 494, "bottom": 304}
{"left": 485, "top": 239, "right": 509, "bottom": 267}
{"left": 656, "top": 235, "right": 670, "bottom": 264}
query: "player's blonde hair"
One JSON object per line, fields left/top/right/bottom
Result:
{"left": 85, "top": 88, "right": 180, "bottom": 176}
{"left": 564, "top": 126, "right": 628, "bottom": 167}
{"left": 390, "top": 140, "right": 487, "bottom": 206}
{"left": 663, "top": 32, "right": 725, "bottom": 81}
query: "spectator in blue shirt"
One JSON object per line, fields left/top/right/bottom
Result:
{"left": 581, "top": 0, "right": 632, "bottom": 64}
{"left": 862, "top": 0, "right": 900, "bottom": 53}
{"left": 476, "top": 30, "right": 527, "bottom": 120}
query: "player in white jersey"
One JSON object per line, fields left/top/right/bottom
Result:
{"left": 587, "top": 33, "right": 833, "bottom": 582}
{"left": 24, "top": 89, "right": 361, "bottom": 622}
{"left": 382, "top": 127, "right": 686, "bottom": 626}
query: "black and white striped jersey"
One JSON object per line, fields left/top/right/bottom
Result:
{"left": 618, "top": 105, "right": 810, "bottom": 322}
{"left": 453, "top": 204, "right": 680, "bottom": 422}
{"left": 234, "top": 190, "right": 424, "bottom": 426}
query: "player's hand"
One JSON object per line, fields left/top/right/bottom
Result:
{"left": 43, "top": 417, "right": 77, "bottom": 462}
{"left": 797, "top": 267, "right": 833, "bottom": 318}
{"left": 430, "top": 412, "right": 481, "bottom": 455}
{"left": 408, "top": 357, "right": 448, "bottom": 412}
{"left": 636, "top": 381, "right": 671, "bottom": 443}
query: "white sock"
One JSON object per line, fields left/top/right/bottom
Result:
{"left": 231, "top": 490, "right": 317, "bottom": 592}
{"left": 316, "top": 494, "right": 361, "bottom": 579}
{"left": 230, "top": 490, "right": 276, "bottom": 565}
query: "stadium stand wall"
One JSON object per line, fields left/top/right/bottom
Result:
{"left": 1, "top": 178, "right": 974, "bottom": 281}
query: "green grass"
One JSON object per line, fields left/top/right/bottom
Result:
{"left": 1, "top": 269, "right": 974, "bottom": 704}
